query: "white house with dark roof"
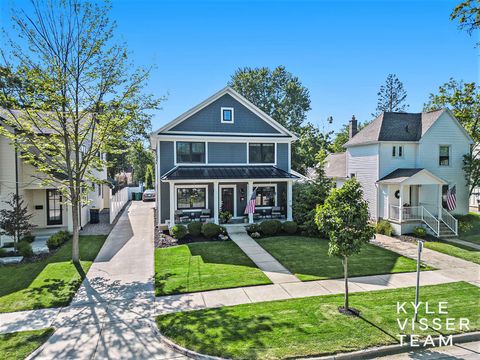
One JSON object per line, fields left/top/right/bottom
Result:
{"left": 325, "top": 109, "right": 474, "bottom": 238}
{"left": 150, "top": 87, "right": 301, "bottom": 227}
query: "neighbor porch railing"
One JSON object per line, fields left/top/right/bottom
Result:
{"left": 389, "top": 205, "right": 440, "bottom": 237}
{"left": 441, "top": 208, "right": 458, "bottom": 236}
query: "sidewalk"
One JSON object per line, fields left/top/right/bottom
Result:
{"left": 226, "top": 226, "right": 300, "bottom": 284}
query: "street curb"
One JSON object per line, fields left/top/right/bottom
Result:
{"left": 151, "top": 322, "right": 480, "bottom": 360}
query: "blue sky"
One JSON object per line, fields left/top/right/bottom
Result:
{"left": 1, "top": 0, "right": 478, "bottom": 134}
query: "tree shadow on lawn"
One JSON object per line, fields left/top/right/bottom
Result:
{"left": 157, "top": 307, "right": 299, "bottom": 360}
{"left": 0, "top": 328, "right": 54, "bottom": 358}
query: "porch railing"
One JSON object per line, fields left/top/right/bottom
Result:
{"left": 389, "top": 205, "right": 440, "bottom": 237}
{"left": 441, "top": 208, "right": 458, "bottom": 236}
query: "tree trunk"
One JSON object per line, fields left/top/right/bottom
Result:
{"left": 343, "top": 256, "right": 349, "bottom": 311}
{"left": 71, "top": 198, "right": 80, "bottom": 265}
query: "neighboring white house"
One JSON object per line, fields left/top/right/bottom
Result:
{"left": 469, "top": 145, "right": 480, "bottom": 212}
{"left": 325, "top": 109, "right": 474, "bottom": 237}
{"left": 0, "top": 110, "right": 111, "bottom": 246}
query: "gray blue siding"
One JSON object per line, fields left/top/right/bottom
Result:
{"left": 208, "top": 143, "right": 247, "bottom": 163}
{"left": 160, "top": 141, "right": 175, "bottom": 176}
{"left": 169, "top": 94, "right": 282, "bottom": 134}
{"left": 160, "top": 182, "right": 170, "bottom": 223}
{"left": 276, "top": 143, "right": 289, "bottom": 171}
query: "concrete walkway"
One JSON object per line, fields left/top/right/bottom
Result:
{"left": 24, "top": 202, "right": 185, "bottom": 360}
{"left": 226, "top": 226, "right": 301, "bottom": 284}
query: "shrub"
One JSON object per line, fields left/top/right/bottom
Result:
{"left": 22, "top": 235, "right": 35, "bottom": 243}
{"left": 187, "top": 222, "right": 202, "bottom": 237}
{"left": 0, "top": 248, "right": 6, "bottom": 257}
{"left": 219, "top": 211, "right": 232, "bottom": 224}
{"left": 202, "top": 223, "right": 222, "bottom": 239}
{"left": 17, "top": 241, "right": 33, "bottom": 257}
{"left": 47, "top": 231, "right": 71, "bottom": 250}
{"left": 171, "top": 224, "right": 188, "bottom": 240}
{"left": 260, "top": 220, "right": 282, "bottom": 236}
{"left": 413, "top": 226, "right": 427, "bottom": 238}
{"left": 246, "top": 224, "right": 261, "bottom": 234}
{"left": 250, "top": 232, "right": 261, "bottom": 239}
{"left": 375, "top": 220, "right": 394, "bottom": 236}
{"left": 282, "top": 221, "right": 298, "bottom": 234}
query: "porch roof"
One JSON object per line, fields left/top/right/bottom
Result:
{"left": 161, "top": 166, "right": 299, "bottom": 181}
{"left": 377, "top": 168, "right": 446, "bottom": 185}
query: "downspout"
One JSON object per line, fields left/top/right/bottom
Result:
{"left": 14, "top": 132, "right": 20, "bottom": 243}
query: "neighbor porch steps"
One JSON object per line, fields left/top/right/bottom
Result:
{"left": 438, "top": 222, "right": 457, "bottom": 240}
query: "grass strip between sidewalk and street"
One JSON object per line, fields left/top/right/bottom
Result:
{"left": 155, "top": 241, "right": 271, "bottom": 296}
{"left": 0, "top": 328, "right": 53, "bottom": 360}
{"left": 0, "top": 235, "right": 107, "bottom": 313}
{"left": 156, "top": 282, "right": 480, "bottom": 360}
{"left": 256, "top": 236, "right": 430, "bottom": 281}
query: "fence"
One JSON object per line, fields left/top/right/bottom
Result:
{"left": 109, "top": 186, "right": 129, "bottom": 224}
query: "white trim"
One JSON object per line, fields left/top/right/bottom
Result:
{"left": 220, "top": 107, "right": 234, "bottom": 124}
{"left": 150, "top": 87, "right": 297, "bottom": 139}
{"left": 254, "top": 183, "right": 278, "bottom": 208}
{"left": 438, "top": 144, "right": 452, "bottom": 168}
{"left": 219, "top": 184, "right": 237, "bottom": 217}
{"left": 174, "top": 184, "right": 209, "bottom": 211}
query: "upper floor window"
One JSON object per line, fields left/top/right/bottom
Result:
{"left": 392, "top": 145, "right": 403, "bottom": 158}
{"left": 439, "top": 145, "right": 450, "bottom": 166}
{"left": 249, "top": 143, "right": 275, "bottom": 163}
{"left": 221, "top": 107, "right": 234, "bottom": 124}
{"left": 176, "top": 142, "right": 205, "bottom": 163}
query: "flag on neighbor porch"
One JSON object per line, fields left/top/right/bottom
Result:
{"left": 446, "top": 185, "right": 456, "bottom": 211}
{"left": 244, "top": 188, "right": 257, "bottom": 215}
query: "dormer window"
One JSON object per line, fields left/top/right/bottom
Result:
{"left": 221, "top": 107, "right": 234, "bottom": 124}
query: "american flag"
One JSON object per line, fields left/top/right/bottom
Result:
{"left": 446, "top": 185, "right": 456, "bottom": 211}
{"left": 244, "top": 188, "right": 257, "bottom": 214}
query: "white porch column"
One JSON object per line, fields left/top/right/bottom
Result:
{"left": 287, "top": 180, "right": 293, "bottom": 221}
{"left": 399, "top": 185, "right": 404, "bottom": 223}
{"left": 438, "top": 184, "right": 443, "bottom": 219}
{"left": 247, "top": 181, "right": 254, "bottom": 224}
{"left": 213, "top": 181, "right": 219, "bottom": 224}
{"left": 169, "top": 182, "right": 175, "bottom": 225}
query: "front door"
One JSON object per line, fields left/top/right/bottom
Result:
{"left": 46, "top": 189, "right": 63, "bottom": 225}
{"left": 221, "top": 187, "right": 235, "bottom": 216}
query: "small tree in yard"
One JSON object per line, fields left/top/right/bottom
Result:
{"left": 315, "top": 178, "right": 374, "bottom": 314}
{"left": 144, "top": 164, "right": 154, "bottom": 190}
{"left": 0, "top": 194, "right": 36, "bottom": 249}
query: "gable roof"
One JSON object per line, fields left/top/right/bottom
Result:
{"left": 344, "top": 110, "right": 447, "bottom": 147}
{"left": 377, "top": 168, "right": 447, "bottom": 185}
{"left": 324, "top": 152, "right": 347, "bottom": 179}
{"left": 150, "top": 87, "right": 297, "bottom": 139}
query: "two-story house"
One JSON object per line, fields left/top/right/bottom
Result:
{"left": 150, "top": 87, "right": 300, "bottom": 226}
{"left": 0, "top": 109, "right": 110, "bottom": 246}
{"left": 325, "top": 109, "right": 474, "bottom": 238}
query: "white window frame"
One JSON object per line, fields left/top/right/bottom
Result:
{"left": 392, "top": 145, "right": 404, "bottom": 159}
{"left": 219, "top": 184, "right": 237, "bottom": 218}
{"left": 174, "top": 184, "right": 209, "bottom": 212}
{"left": 254, "top": 183, "right": 277, "bottom": 209}
{"left": 221, "top": 107, "right": 234, "bottom": 124}
{"left": 439, "top": 144, "right": 451, "bottom": 167}
{"left": 247, "top": 142, "right": 277, "bottom": 165}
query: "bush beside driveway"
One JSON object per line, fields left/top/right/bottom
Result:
{"left": 256, "top": 236, "right": 427, "bottom": 281}
{"left": 155, "top": 241, "right": 272, "bottom": 296}
{"left": 0, "top": 235, "right": 107, "bottom": 313}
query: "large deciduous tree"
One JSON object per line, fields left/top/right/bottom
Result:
{"left": 315, "top": 178, "right": 374, "bottom": 313}
{"left": 451, "top": 1, "right": 480, "bottom": 38}
{"left": 0, "top": 0, "right": 160, "bottom": 265}
{"left": 373, "top": 74, "right": 409, "bottom": 117}
{"left": 126, "top": 141, "right": 155, "bottom": 184}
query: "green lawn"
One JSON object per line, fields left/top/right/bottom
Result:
{"left": 457, "top": 212, "right": 480, "bottom": 245}
{"left": 256, "top": 236, "right": 426, "bottom": 281}
{"left": 0, "top": 328, "right": 53, "bottom": 360}
{"left": 0, "top": 235, "right": 106, "bottom": 313}
{"left": 155, "top": 241, "right": 271, "bottom": 296}
{"left": 156, "top": 282, "right": 480, "bottom": 360}
{"left": 424, "top": 240, "right": 480, "bottom": 264}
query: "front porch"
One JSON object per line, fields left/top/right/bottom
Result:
{"left": 158, "top": 166, "right": 298, "bottom": 226}
{"left": 377, "top": 168, "right": 458, "bottom": 237}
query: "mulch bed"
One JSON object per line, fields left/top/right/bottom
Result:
{"left": 396, "top": 233, "right": 438, "bottom": 244}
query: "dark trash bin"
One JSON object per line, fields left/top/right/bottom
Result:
{"left": 90, "top": 208, "right": 100, "bottom": 224}
{"left": 135, "top": 192, "right": 142, "bottom": 201}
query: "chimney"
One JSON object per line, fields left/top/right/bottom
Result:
{"left": 349, "top": 115, "right": 358, "bottom": 139}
